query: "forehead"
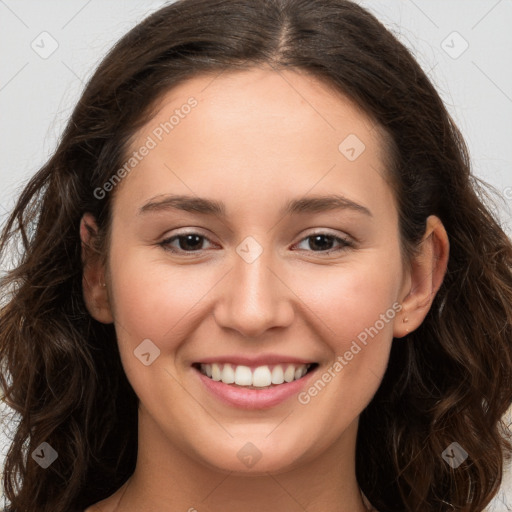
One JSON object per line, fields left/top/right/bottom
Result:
{"left": 114, "top": 67, "right": 395, "bottom": 219}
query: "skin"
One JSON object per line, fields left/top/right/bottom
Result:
{"left": 81, "top": 67, "right": 449, "bottom": 512}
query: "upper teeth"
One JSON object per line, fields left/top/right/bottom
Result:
{"left": 199, "top": 363, "right": 311, "bottom": 387}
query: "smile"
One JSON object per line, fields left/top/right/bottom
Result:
{"left": 196, "top": 362, "right": 317, "bottom": 388}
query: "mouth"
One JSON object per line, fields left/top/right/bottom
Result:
{"left": 192, "top": 362, "right": 319, "bottom": 389}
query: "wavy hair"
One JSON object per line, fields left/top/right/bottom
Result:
{"left": 1, "top": 1, "right": 511, "bottom": 511}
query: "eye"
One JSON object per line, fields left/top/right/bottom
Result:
{"left": 159, "top": 232, "right": 215, "bottom": 253}
{"left": 159, "top": 231, "right": 354, "bottom": 255}
{"left": 294, "top": 232, "right": 353, "bottom": 254}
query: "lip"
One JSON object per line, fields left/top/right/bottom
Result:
{"left": 194, "top": 354, "right": 315, "bottom": 368}
{"left": 193, "top": 363, "right": 319, "bottom": 410}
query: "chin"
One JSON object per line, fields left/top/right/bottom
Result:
{"left": 196, "top": 440, "right": 310, "bottom": 476}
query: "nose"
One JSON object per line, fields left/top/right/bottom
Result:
{"left": 212, "top": 246, "right": 295, "bottom": 339}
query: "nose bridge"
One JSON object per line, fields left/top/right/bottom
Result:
{"left": 213, "top": 239, "right": 294, "bottom": 338}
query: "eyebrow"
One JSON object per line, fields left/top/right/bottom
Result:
{"left": 139, "top": 193, "right": 372, "bottom": 218}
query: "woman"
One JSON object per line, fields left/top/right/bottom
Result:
{"left": 1, "top": 1, "right": 511, "bottom": 511}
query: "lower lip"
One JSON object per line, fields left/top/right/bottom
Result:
{"left": 194, "top": 366, "right": 318, "bottom": 410}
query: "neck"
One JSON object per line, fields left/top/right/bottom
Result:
{"left": 112, "top": 409, "right": 369, "bottom": 512}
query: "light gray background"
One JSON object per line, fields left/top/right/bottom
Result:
{"left": 0, "top": 0, "right": 511, "bottom": 509}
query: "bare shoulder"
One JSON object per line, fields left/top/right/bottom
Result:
{"left": 84, "top": 502, "right": 108, "bottom": 512}
{"left": 83, "top": 492, "right": 123, "bottom": 512}
{"left": 84, "top": 503, "right": 109, "bottom": 512}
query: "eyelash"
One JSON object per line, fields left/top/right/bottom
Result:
{"left": 158, "top": 231, "right": 354, "bottom": 256}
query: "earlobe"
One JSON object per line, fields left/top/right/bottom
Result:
{"left": 80, "top": 213, "right": 114, "bottom": 324}
{"left": 394, "top": 215, "right": 449, "bottom": 338}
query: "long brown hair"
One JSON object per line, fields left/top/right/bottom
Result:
{"left": 1, "top": 1, "right": 511, "bottom": 511}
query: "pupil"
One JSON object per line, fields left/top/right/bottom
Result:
{"left": 177, "top": 235, "right": 335, "bottom": 252}
{"left": 310, "top": 235, "right": 333, "bottom": 251}
{"left": 180, "top": 235, "right": 202, "bottom": 250}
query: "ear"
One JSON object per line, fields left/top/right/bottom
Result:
{"left": 80, "top": 213, "right": 114, "bottom": 324}
{"left": 394, "top": 215, "right": 449, "bottom": 338}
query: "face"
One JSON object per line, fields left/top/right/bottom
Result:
{"left": 89, "top": 67, "right": 414, "bottom": 475}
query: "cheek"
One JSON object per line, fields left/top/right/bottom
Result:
{"left": 296, "top": 255, "right": 401, "bottom": 346}
{"left": 109, "top": 244, "right": 402, "bottom": 353}
{"left": 292, "top": 252, "right": 402, "bottom": 409}
{"left": 109, "top": 247, "right": 218, "bottom": 342}
{"left": 107, "top": 249, "right": 220, "bottom": 405}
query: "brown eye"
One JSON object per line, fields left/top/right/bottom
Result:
{"left": 295, "top": 233, "right": 353, "bottom": 254}
{"left": 160, "top": 233, "right": 214, "bottom": 253}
